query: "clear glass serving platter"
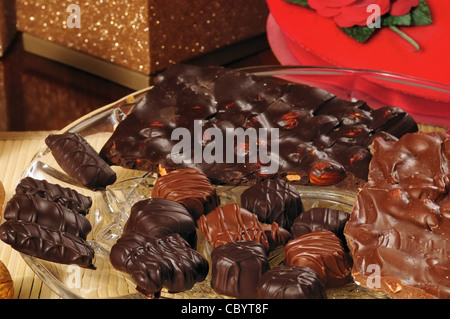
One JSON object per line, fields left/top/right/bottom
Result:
{"left": 18, "top": 66, "right": 450, "bottom": 299}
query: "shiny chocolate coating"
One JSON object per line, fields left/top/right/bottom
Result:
{"left": 109, "top": 233, "right": 208, "bottom": 298}
{"left": 198, "top": 203, "right": 291, "bottom": 252}
{"left": 0, "top": 219, "right": 95, "bottom": 269}
{"left": 100, "top": 64, "right": 418, "bottom": 186}
{"left": 284, "top": 230, "right": 352, "bottom": 288}
{"left": 45, "top": 132, "right": 117, "bottom": 190}
{"left": 257, "top": 265, "right": 327, "bottom": 299}
{"left": 15, "top": 177, "right": 92, "bottom": 215}
{"left": 344, "top": 132, "right": 450, "bottom": 299}
{"left": 4, "top": 193, "right": 92, "bottom": 239}
{"left": 291, "top": 207, "right": 349, "bottom": 244}
{"left": 240, "top": 178, "right": 304, "bottom": 231}
{"left": 123, "top": 198, "right": 197, "bottom": 249}
{"left": 151, "top": 168, "right": 220, "bottom": 221}
{"left": 210, "top": 240, "right": 269, "bottom": 299}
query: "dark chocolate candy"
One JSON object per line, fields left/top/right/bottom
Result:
{"left": 45, "top": 132, "right": 117, "bottom": 190}
{"left": 109, "top": 232, "right": 208, "bottom": 298}
{"left": 15, "top": 177, "right": 92, "bottom": 215}
{"left": 240, "top": 178, "right": 303, "bottom": 231}
{"left": 257, "top": 265, "right": 327, "bottom": 299}
{"left": 0, "top": 219, "right": 95, "bottom": 269}
{"left": 344, "top": 132, "right": 450, "bottom": 299}
{"left": 4, "top": 193, "right": 92, "bottom": 239}
{"left": 100, "top": 64, "right": 418, "bottom": 187}
{"left": 291, "top": 207, "right": 349, "bottom": 243}
{"left": 151, "top": 168, "right": 220, "bottom": 221}
{"left": 284, "top": 230, "right": 352, "bottom": 288}
{"left": 197, "top": 203, "right": 291, "bottom": 252}
{"left": 123, "top": 198, "right": 197, "bottom": 249}
{"left": 211, "top": 240, "right": 269, "bottom": 299}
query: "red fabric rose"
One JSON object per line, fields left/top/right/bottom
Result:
{"left": 307, "top": 0, "right": 419, "bottom": 28}
{"left": 390, "top": 0, "right": 420, "bottom": 16}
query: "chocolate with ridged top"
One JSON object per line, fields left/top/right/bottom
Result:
{"left": 45, "top": 132, "right": 116, "bottom": 190}
{"left": 151, "top": 168, "right": 220, "bottom": 221}
{"left": 240, "top": 178, "right": 303, "bottom": 231}
{"left": 291, "top": 207, "right": 349, "bottom": 244}
{"left": 284, "top": 230, "right": 352, "bottom": 288}
{"left": 211, "top": 240, "right": 269, "bottom": 299}
{"left": 15, "top": 177, "right": 92, "bottom": 215}
{"left": 100, "top": 64, "right": 418, "bottom": 187}
{"left": 123, "top": 198, "right": 197, "bottom": 249}
{"left": 257, "top": 265, "right": 327, "bottom": 299}
{"left": 109, "top": 232, "right": 208, "bottom": 298}
{"left": 344, "top": 132, "right": 450, "bottom": 299}
{"left": 198, "top": 203, "right": 291, "bottom": 252}
{"left": 0, "top": 219, "right": 95, "bottom": 269}
{"left": 4, "top": 193, "right": 92, "bottom": 239}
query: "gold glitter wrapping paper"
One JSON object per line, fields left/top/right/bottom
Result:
{"left": 0, "top": 0, "right": 17, "bottom": 56}
{"left": 16, "top": 0, "right": 269, "bottom": 75}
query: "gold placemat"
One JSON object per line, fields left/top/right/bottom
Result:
{"left": 0, "top": 131, "right": 60, "bottom": 299}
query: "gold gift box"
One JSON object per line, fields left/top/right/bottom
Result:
{"left": 0, "top": 0, "right": 17, "bottom": 57}
{"left": 16, "top": 0, "right": 269, "bottom": 89}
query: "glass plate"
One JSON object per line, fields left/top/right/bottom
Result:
{"left": 18, "top": 66, "right": 450, "bottom": 299}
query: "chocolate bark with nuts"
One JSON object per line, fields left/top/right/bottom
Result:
{"left": 344, "top": 132, "right": 450, "bottom": 299}
{"left": 100, "top": 64, "right": 418, "bottom": 188}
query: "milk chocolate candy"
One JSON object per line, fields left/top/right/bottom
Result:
{"left": 284, "top": 230, "right": 352, "bottom": 288}
{"left": 45, "top": 132, "right": 116, "bottom": 190}
{"left": 211, "top": 241, "right": 269, "bottom": 299}
{"left": 3, "top": 193, "right": 92, "bottom": 239}
{"left": 151, "top": 168, "right": 220, "bottom": 221}
{"left": 198, "top": 203, "right": 291, "bottom": 251}
{"left": 344, "top": 132, "right": 450, "bottom": 299}
{"left": 15, "top": 177, "right": 92, "bottom": 215}
{"left": 100, "top": 64, "right": 418, "bottom": 187}
{"left": 123, "top": 198, "right": 197, "bottom": 249}
{"left": 257, "top": 265, "right": 327, "bottom": 299}
{"left": 0, "top": 219, "right": 95, "bottom": 269}
{"left": 109, "top": 233, "right": 208, "bottom": 298}
{"left": 240, "top": 178, "right": 304, "bottom": 231}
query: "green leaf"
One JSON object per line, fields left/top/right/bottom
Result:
{"left": 283, "top": 0, "right": 309, "bottom": 8}
{"left": 382, "top": 13, "right": 412, "bottom": 27}
{"left": 339, "top": 25, "right": 377, "bottom": 43}
{"left": 411, "top": 0, "right": 432, "bottom": 26}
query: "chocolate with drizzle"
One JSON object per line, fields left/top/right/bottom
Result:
{"left": 46, "top": 132, "right": 117, "bottom": 190}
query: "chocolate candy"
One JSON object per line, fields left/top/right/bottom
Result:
{"left": 284, "top": 230, "right": 352, "bottom": 288}
{"left": 151, "top": 168, "right": 220, "bottom": 221}
{"left": 100, "top": 64, "right": 418, "bottom": 187}
{"left": 240, "top": 178, "right": 304, "bottom": 231}
{"left": 123, "top": 198, "right": 197, "bottom": 249}
{"left": 344, "top": 132, "right": 450, "bottom": 299}
{"left": 46, "top": 132, "right": 117, "bottom": 190}
{"left": 211, "top": 241, "right": 269, "bottom": 298}
{"left": 291, "top": 207, "right": 349, "bottom": 243}
{"left": 109, "top": 232, "right": 208, "bottom": 298}
{"left": 198, "top": 203, "right": 291, "bottom": 251}
{"left": 3, "top": 193, "right": 92, "bottom": 239}
{"left": 0, "top": 219, "right": 95, "bottom": 269}
{"left": 257, "top": 265, "right": 327, "bottom": 299}
{"left": 15, "top": 177, "right": 92, "bottom": 215}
